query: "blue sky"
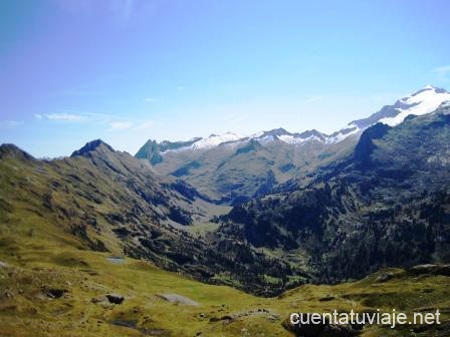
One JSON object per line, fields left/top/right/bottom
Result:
{"left": 1, "top": 0, "right": 450, "bottom": 157}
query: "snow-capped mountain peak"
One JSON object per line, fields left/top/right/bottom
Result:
{"left": 190, "top": 132, "right": 243, "bottom": 150}
{"left": 139, "top": 85, "right": 449, "bottom": 155}
{"left": 378, "top": 86, "right": 450, "bottom": 126}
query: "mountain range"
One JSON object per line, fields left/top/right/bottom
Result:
{"left": 1, "top": 84, "right": 449, "bottom": 288}
{"left": 1, "top": 85, "right": 450, "bottom": 336}
{"left": 136, "top": 85, "right": 450, "bottom": 203}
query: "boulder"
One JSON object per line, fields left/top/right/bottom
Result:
{"left": 375, "top": 271, "right": 394, "bottom": 283}
{"left": 157, "top": 293, "right": 199, "bottom": 306}
{"left": 106, "top": 293, "right": 125, "bottom": 304}
{"left": 42, "top": 287, "right": 68, "bottom": 299}
{"left": 408, "top": 264, "right": 450, "bottom": 277}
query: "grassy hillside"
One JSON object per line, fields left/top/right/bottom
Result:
{"left": 0, "top": 152, "right": 448, "bottom": 336}
{"left": 0, "top": 142, "right": 301, "bottom": 296}
{"left": 0, "top": 149, "right": 448, "bottom": 336}
{"left": 1, "top": 236, "right": 449, "bottom": 336}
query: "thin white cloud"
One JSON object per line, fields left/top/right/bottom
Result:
{"left": 134, "top": 121, "right": 156, "bottom": 130}
{"left": 110, "top": 121, "right": 133, "bottom": 130}
{"left": 144, "top": 97, "right": 159, "bottom": 103}
{"left": 0, "top": 120, "right": 23, "bottom": 129}
{"left": 303, "top": 95, "right": 325, "bottom": 103}
{"left": 37, "top": 113, "right": 87, "bottom": 122}
{"left": 35, "top": 109, "right": 158, "bottom": 133}
{"left": 74, "top": 111, "right": 123, "bottom": 122}
{"left": 433, "top": 65, "right": 450, "bottom": 76}
{"left": 176, "top": 85, "right": 185, "bottom": 91}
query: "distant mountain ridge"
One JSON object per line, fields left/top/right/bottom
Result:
{"left": 137, "top": 85, "right": 450, "bottom": 156}
{"left": 136, "top": 86, "right": 450, "bottom": 203}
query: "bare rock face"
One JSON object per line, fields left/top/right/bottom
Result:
{"left": 408, "top": 264, "right": 450, "bottom": 277}
{"left": 42, "top": 287, "right": 68, "bottom": 299}
{"left": 438, "top": 101, "right": 450, "bottom": 115}
{"left": 106, "top": 294, "right": 125, "bottom": 304}
{"left": 375, "top": 271, "right": 394, "bottom": 283}
{"left": 156, "top": 293, "right": 199, "bottom": 306}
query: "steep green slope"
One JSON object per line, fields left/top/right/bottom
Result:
{"left": 0, "top": 141, "right": 299, "bottom": 296}
{"left": 223, "top": 110, "right": 450, "bottom": 284}
{"left": 138, "top": 136, "right": 356, "bottom": 204}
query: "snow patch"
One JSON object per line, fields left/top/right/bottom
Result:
{"left": 325, "top": 127, "right": 361, "bottom": 144}
{"left": 379, "top": 87, "right": 450, "bottom": 126}
{"left": 278, "top": 134, "right": 324, "bottom": 145}
{"left": 189, "top": 132, "right": 243, "bottom": 150}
